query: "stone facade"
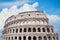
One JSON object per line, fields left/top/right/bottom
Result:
{"left": 2, "top": 11, "right": 59, "bottom": 40}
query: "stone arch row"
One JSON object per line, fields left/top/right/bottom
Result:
{"left": 5, "top": 20, "right": 48, "bottom": 28}
{"left": 3, "top": 27, "right": 53, "bottom": 34}
{"left": 4, "top": 36, "right": 58, "bottom": 40}
{"left": 5, "top": 12, "right": 46, "bottom": 24}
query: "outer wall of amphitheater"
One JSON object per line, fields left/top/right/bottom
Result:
{"left": 2, "top": 11, "right": 59, "bottom": 40}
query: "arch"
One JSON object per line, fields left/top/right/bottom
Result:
{"left": 16, "top": 29, "right": 18, "bottom": 33}
{"left": 53, "top": 37, "right": 55, "bottom": 40}
{"left": 13, "top": 29, "right": 14, "bottom": 33}
{"left": 44, "top": 22, "right": 47, "bottom": 25}
{"left": 32, "top": 21, "right": 35, "bottom": 25}
{"left": 23, "top": 36, "right": 26, "bottom": 40}
{"left": 48, "top": 36, "right": 51, "bottom": 40}
{"left": 9, "top": 37, "right": 10, "bottom": 40}
{"left": 42, "top": 28, "right": 45, "bottom": 32}
{"left": 28, "top": 36, "right": 31, "bottom": 40}
{"left": 24, "top": 28, "right": 26, "bottom": 32}
{"left": 38, "top": 28, "right": 41, "bottom": 32}
{"left": 47, "top": 28, "right": 50, "bottom": 32}
{"left": 28, "top": 28, "right": 31, "bottom": 32}
{"left": 15, "top": 36, "right": 17, "bottom": 40}
{"left": 21, "top": 22, "right": 23, "bottom": 25}
{"left": 28, "top": 21, "right": 31, "bottom": 25}
{"left": 24, "top": 22, "right": 27, "bottom": 25}
{"left": 36, "top": 21, "right": 39, "bottom": 25}
{"left": 44, "top": 36, "right": 47, "bottom": 40}
{"left": 19, "top": 36, "right": 21, "bottom": 40}
{"left": 40, "top": 20, "right": 43, "bottom": 25}
{"left": 10, "top": 29, "right": 11, "bottom": 33}
{"left": 20, "top": 28, "right": 22, "bottom": 32}
{"left": 11, "top": 37, "right": 13, "bottom": 40}
{"left": 33, "top": 28, "right": 36, "bottom": 32}
{"left": 33, "top": 36, "right": 36, "bottom": 40}
{"left": 38, "top": 36, "right": 42, "bottom": 40}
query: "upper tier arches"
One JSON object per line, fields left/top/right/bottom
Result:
{"left": 5, "top": 11, "right": 47, "bottom": 24}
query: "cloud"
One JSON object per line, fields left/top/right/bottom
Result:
{"left": 0, "top": 2, "right": 38, "bottom": 30}
{"left": 32, "top": 2, "right": 38, "bottom": 8}
{"left": 46, "top": 14, "right": 60, "bottom": 33}
{"left": 0, "top": 0, "right": 30, "bottom": 9}
{"left": 47, "top": 14, "right": 60, "bottom": 24}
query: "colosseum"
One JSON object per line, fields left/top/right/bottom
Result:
{"left": 2, "top": 11, "right": 59, "bottom": 40}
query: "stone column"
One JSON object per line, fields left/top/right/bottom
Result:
{"left": 22, "top": 36, "right": 23, "bottom": 40}
{"left": 17, "top": 36, "right": 18, "bottom": 40}
{"left": 42, "top": 37, "right": 43, "bottom": 40}
{"left": 41, "top": 27, "right": 42, "bottom": 33}
{"left": 11, "top": 29, "right": 13, "bottom": 33}
{"left": 52, "top": 37, "right": 53, "bottom": 40}
{"left": 37, "top": 36, "right": 38, "bottom": 40}
{"left": 18, "top": 28, "right": 19, "bottom": 33}
{"left": 31, "top": 36, "right": 33, "bottom": 40}
{"left": 22, "top": 27, "right": 24, "bottom": 33}
{"left": 47, "top": 37, "right": 48, "bottom": 40}
{"left": 36, "top": 27, "right": 38, "bottom": 32}
{"left": 45, "top": 27, "right": 47, "bottom": 33}
{"left": 14, "top": 28, "right": 16, "bottom": 34}
{"left": 10, "top": 36, "right": 11, "bottom": 40}
{"left": 26, "top": 27, "right": 28, "bottom": 32}
{"left": 13, "top": 36, "right": 15, "bottom": 40}
{"left": 26, "top": 36, "right": 28, "bottom": 40}
{"left": 7, "top": 37, "right": 8, "bottom": 40}
{"left": 31, "top": 28, "right": 33, "bottom": 32}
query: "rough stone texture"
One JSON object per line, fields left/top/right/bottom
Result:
{"left": 2, "top": 11, "right": 59, "bottom": 40}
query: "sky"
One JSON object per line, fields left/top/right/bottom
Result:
{"left": 0, "top": 0, "right": 60, "bottom": 40}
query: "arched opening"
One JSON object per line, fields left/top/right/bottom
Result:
{"left": 44, "top": 22, "right": 47, "bottom": 25}
{"left": 28, "top": 21, "right": 31, "bottom": 25}
{"left": 48, "top": 36, "right": 51, "bottom": 40}
{"left": 10, "top": 29, "right": 11, "bottom": 33}
{"left": 9, "top": 37, "right": 10, "bottom": 40}
{"left": 15, "top": 36, "right": 17, "bottom": 40}
{"left": 40, "top": 21, "right": 43, "bottom": 25}
{"left": 42, "top": 28, "right": 45, "bottom": 32}
{"left": 12, "top": 37, "right": 13, "bottom": 40}
{"left": 33, "top": 36, "right": 36, "bottom": 40}
{"left": 20, "top": 28, "right": 22, "bottom": 32}
{"left": 33, "top": 28, "right": 36, "bottom": 32}
{"left": 44, "top": 36, "right": 47, "bottom": 40}
{"left": 21, "top": 22, "right": 23, "bottom": 25}
{"left": 28, "top": 36, "right": 31, "bottom": 40}
{"left": 16, "top": 29, "right": 18, "bottom": 33}
{"left": 32, "top": 21, "right": 35, "bottom": 25}
{"left": 36, "top": 21, "right": 39, "bottom": 25}
{"left": 23, "top": 36, "right": 26, "bottom": 40}
{"left": 38, "top": 36, "right": 42, "bottom": 40}
{"left": 53, "top": 37, "right": 55, "bottom": 40}
{"left": 24, "top": 22, "right": 27, "bottom": 25}
{"left": 38, "top": 28, "right": 41, "bottom": 32}
{"left": 47, "top": 28, "right": 50, "bottom": 32}
{"left": 28, "top": 28, "right": 31, "bottom": 32}
{"left": 24, "top": 28, "right": 26, "bottom": 32}
{"left": 19, "top": 36, "right": 21, "bottom": 40}
{"left": 13, "top": 29, "right": 14, "bottom": 33}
